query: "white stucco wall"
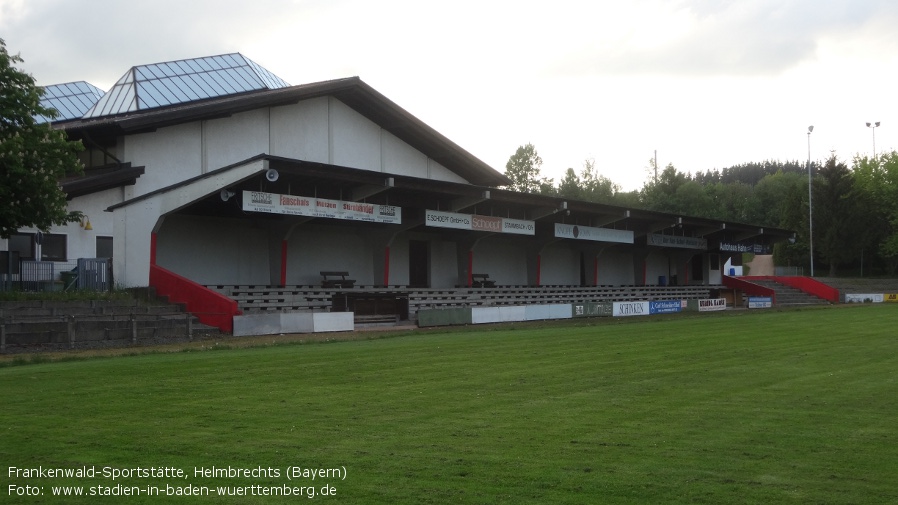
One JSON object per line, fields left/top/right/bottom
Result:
{"left": 539, "top": 242, "right": 580, "bottom": 285}
{"left": 596, "top": 249, "right": 635, "bottom": 285}
{"left": 203, "top": 109, "right": 270, "bottom": 172}
{"left": 270, "top": 98, "right": 330, "bottom": 163}
{"left": 472, "top": 238, "right": 529, "bottom": 286}
{"left": 286, "top": 225, "right": 374, "bottom": 285}
{"left": 123, "top": 122, "right": 203, "bottom": 198}
{"left": 430, "top": 239, "right": 459, "bottom": 288}
{"left": 155, "top": 215, "right": 271, "bottom": 285}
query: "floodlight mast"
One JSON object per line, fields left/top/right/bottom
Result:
{"left": 866, "top": 122, "right": 880, "bottom": 158}
{"left": 807, "top": 125, "right": 814, "bottom": 277}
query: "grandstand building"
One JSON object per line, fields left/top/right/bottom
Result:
{"left": 2, "top": 53, "right": 794, "bottom": 331}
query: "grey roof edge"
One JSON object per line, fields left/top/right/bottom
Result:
{"left": 59, "top": 76, "right": 510, "bottom": 187}
{"left": 106, "top": 153, "right": 793, "bottom": 243}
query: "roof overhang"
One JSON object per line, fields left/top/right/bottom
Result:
{"left": 58, "top": 77, "right": 511, "bottom": 188}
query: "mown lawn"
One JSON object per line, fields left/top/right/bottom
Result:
{"left": 1, "top": 305, "right": 896, "bottom": 504}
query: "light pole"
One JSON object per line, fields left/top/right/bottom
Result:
{"left": 807, "top": 125, "right": 814, "bottom": 277}
{"left": 866, "top": 121, "right": 880, "bottom": 158}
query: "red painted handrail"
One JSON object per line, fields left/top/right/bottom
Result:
{"left": 149, "top": 264, "right": 240, "bottom": 333}
{"left": 746, "top": 276, "right": 840, "bottom": 303}
{"left": 722, "top": 275, "right": 777, "bottom": 304}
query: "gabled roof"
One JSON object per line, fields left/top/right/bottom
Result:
{"left": 63, "top": 76, "right": 512, "bottom": 187}
{"left": 82, "top": 53, "right": 290, "bottom": 119}
{"left": 35, "top": 81, "right": 105, "bottom": 123}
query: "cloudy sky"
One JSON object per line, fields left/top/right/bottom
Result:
{"left": 3, "top": 0, "right": 897, "bottom": 191}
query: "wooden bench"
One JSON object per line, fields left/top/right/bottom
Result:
{"left": 471, "top": 273, "right": 496, "bottom": 288}
{"left": 320, "top": 271, "right": 356, "bottom": 288}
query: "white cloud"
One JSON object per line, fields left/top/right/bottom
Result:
{"left": 3, "top": 0, "right": 898, "bottom": 192}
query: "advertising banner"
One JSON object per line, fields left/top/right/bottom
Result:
{"left": 650, "top": 300, "right": 684, "bottom": 314}
{"left": 845, "top": 293, "right": 884, "bottom": 303}
{"left": 718, "top": 242, "right": 773, "bottom": 254}
{"left": 243, "top": 191, "right": 401, "bottom": 224}
{"left": 425, "top": 210, "right": 535, "bottom": 235}
{"left": 698, "top": 298, "right": 727, "bottom": 312}
{"left": 648, "top": 233, "right": 708, "bottom": 250}
{"left": 554, "top": 223, "right": 634, "bottom": 244}
{"left": 612, "top": 301, "right": 651, "bottom": 317}
{"left": 748, "top": 296, "right": 773, "bottom": 309}
{"left": 571, "top": 302, "right": 614, "bottom": 318}
{"left": 886, "top": 294, "right": 898, "bottom": 303}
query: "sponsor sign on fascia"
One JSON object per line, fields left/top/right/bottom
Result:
{"left": 242, "top": 191, "right": 401, "bottom": 224}
{"left": 649, "top": 234, "right": 708, "bottom": 250}
{"left": 554, "top": 223, "right": 633, "bottom": 244}
{"left": 426, "top": 210, "right": 535, "bottom": 235}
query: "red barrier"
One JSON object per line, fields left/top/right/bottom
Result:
{"left": 722, "top": 275, "right": 777, "bottom": 303}
{"left": 746, "top": 276, "right": 840, "bottom": 303}
{"left": 149, "top": 264, "right": 240, "bottom": 333}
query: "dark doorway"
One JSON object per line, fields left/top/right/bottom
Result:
{"left": 408, "top": 240, "right": 429, "bottom": 288}
{"left": 691, "top": 254, "right": 704, "bottom": 282}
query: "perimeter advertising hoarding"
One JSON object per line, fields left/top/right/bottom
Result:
{"left": 887, "top": 294, "right": 898, "bottom": 303}
{"left": 554, "top": 224, "right": 634, "bottom": 244}
{"left": 698, "top": 298, "right": 727, "bottom": 312}
{"left": 650, "top": 300, "right": 685, "bottom": 314}
{"left": 425, "top": 210, "right": 535, "bottom": 235}
{"left": 571, "top": 302, "right": 614, "bottom": 318}
{"left": 612, "top": 301, "right": 650, "bottom": 317}
{"left": 845, "top": 293, "right": 885, "bottom": 303}
{"left": 243, "top": 191, "right": 401, "bottom": 224}
{"left": 748, "top": 296, "right": 773, "bottom": 309}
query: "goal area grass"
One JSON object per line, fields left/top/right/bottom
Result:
{"left": 2, "top": 305, "right": 896, "bottom": 504}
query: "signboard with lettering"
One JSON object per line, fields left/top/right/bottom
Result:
{"left": 698, "top": 298, "right": 727, "bottom": 312}
{"left": 242, "top": 191, "right": 401, "bottom": 224}
{"left": 886, "top": 294, "right": 898, "bottom": 303}
{"left": 554, "top": 224, "right": 633, "bottom": 244}
{"left": 648, "top": 234, "right": 708, "bottom": 250}
{"left": 612, "top": 301, "right": 650, "bottom": 317}
{"left": 845, "top": 293, "right": 884, "bottom": 303}
{"left": 425, "top": 210, "right": 535, "bottom": 235}
{"left": 718, "top": 242, "right": 772, "bottom": 254}
{"left": 748, "top": 296, "right": 773, "bottom": 309}
{"left": 650, "top": 300, "right": 685, "bottom": 314}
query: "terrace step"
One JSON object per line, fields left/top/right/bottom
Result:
{"left": 746, "top": 280, "right": 830, "bottom": 307}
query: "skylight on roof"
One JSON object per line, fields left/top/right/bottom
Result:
{"left": 35, "top": 81, "right": 105, "bottom": 123}
{"left": 83, "top": 53, "right": 291, "bottom": 119}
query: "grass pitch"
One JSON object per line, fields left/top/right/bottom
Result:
{"left": 1, "top": 305, "right": 896, "bottom": 504}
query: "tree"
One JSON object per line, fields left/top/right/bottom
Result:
{"left": 0, "top": 39, "right": 83, "bottom": 238}
{"left": 504, "top": 143, "right": 547, "bottom": 194}
{"left": 813, "top": 155, "right": 860, "bottom": 276}
{"left": 579, "top": 158, "right": 620, "bottom": 204}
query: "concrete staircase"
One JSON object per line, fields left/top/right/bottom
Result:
{"left": 0, "top": 296, "right": 221, "bottom": 352}
{"left": 746, "top": 279, "right": 830, "bottom": 307}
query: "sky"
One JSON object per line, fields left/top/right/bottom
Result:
{"left": 2, "top": 0, "right": 898, "bottom": 191}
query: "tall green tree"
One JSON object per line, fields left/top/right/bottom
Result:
{"left": 0, "top": 39, "right": 83, "bottom": 238}
{"left": 813, "top": 155, "right": 860, "bottom": 276}
{"left": 579, "top": 158, "right": 620, "bottom": 203}
{"left": 504, "top": 143, "right": 552, "bottom": 194}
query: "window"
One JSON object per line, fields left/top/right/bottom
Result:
{"left": 9, "top": 233, "right": 35, "bottom": 260}
{"left": 96, "top": 236, "right": 113, "bottom": 258}
{"left": 40, "top": 234, "right": 67, "bottom": 261}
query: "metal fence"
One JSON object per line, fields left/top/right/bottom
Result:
{"left": 0, "top": 258, "right": 111, "bottom": 292}
{"left": 775, "top": 266, "right": 804, "bottom": 276}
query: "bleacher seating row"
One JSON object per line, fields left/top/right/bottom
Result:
{"left": 208, "top": 284, "right": 719, "bottom": 320}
